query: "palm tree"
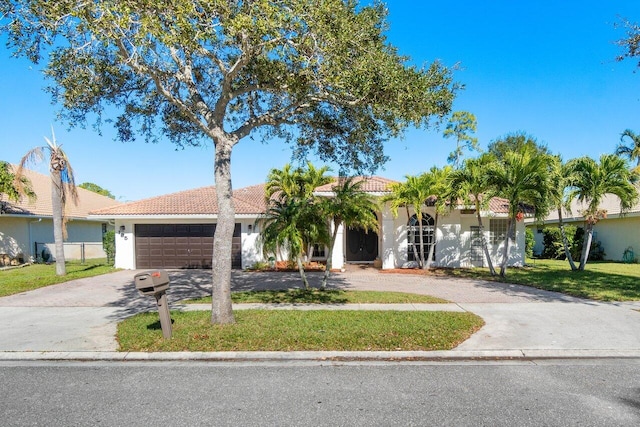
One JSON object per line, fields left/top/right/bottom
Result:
{"left": 0, "top": 161, "right": 35, "bottom": 212}
{"left": 566, "top": 154, "right": 639, "bottom": 271}
{"left": 15, "top": 130, "right": 78, "bottom": 276}
{"left": 260, "top": 163, "right": 331, "bottom": 287}
{"left": 422, "top": 166, "right": 452, "bottom": 268}
{"left": 319, "top": 177, "right": 378, "bottom": 289}
{"left": 548, "top": 156, "right": 578, "bottom": 270}
{"left": 447, "top": 154, "right": 498, "bottom": 275}
{"left": 384, "top": 175, "right": 432, "bottom": 269}
{"left": 259, "top": 198, "right": 327, "bottom": 289}
{"left": 486, "top": 145, "right": 552, "bottom": 277}
{"left": 616, "top": 129, "right": 640, "bottom": 173}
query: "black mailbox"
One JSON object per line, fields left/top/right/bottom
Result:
{"left": 133, "top": 269, "right": 172, "bottom": 339}
{"left": 134, "top": 270, "right": 170, "bottom": 296}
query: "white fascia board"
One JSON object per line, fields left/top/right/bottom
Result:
{"left": 88, "top": 213, "right": 262, "bottom": 221}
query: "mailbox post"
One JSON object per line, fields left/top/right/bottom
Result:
{"left": 134, "top": 270, "right": 172, "bottom": 339}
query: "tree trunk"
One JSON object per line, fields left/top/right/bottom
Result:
{"left": 417, "top": 212, "right": 425, "bottom": 268}
{"left": 578, "top": 223, "right": 593, "bottom": 271}
{"left": 321, "top": 221, "right": 340, "bottom": 290}
{"left": 210, "top": 141, "right": 235, "bottom": 325}
{"left": 476, "top": 207, "right": 496, "bottom": 275}
{"left": 296, "top": 255, "right": 310, "bottom": 289}
{"left": 51, "top": 171, "right": 66, "bottom": 276}
{"left": 425, "top": 212, "right": 437, "bottom": 269}
{"left": 558, "top": 208, "right": 577, "bottom": 271}
{"left": 499, "top": 217, "right": 515, "bottom": 277}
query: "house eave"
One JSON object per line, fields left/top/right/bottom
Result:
{"left": 88, "top": 213, "right": 261, "bottom": 221}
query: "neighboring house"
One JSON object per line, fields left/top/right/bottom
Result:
{"left": 0, "top": 166, "right": 120, "bottom": 263}
{"left": 526, "top": 194, "right": 640, "bottom": 261}
{"left": 89, "top": 177, "right": 526, "bottom": 270}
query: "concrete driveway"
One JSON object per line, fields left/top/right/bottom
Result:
{"left": 1, "top": 268, "right": 639, "bottom": 356}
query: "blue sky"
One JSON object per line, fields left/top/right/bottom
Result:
{"left": 1, "top": 1, "right": 640, "bottom": 202}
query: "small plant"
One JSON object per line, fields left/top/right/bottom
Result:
{"left": 247, "top": 261, "right": 270, "bottom": 271}
{"left": 102, "top": 230, "right": 116, "bottom": 265}
{"left": 41, "top": 248, "right": 51, "bottom": 263}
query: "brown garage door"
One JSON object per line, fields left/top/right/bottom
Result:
{"left": 135, "top": 224, "right": 241, "bottom": 269}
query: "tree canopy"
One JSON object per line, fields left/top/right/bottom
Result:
{"left": 79, "top": 182, "right": 116, "bottom": 199}
{"left": 1, "top": 0, "right": 458, "bottom": 323}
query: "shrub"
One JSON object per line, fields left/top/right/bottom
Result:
{"left": 541, "top": 225, "right": 576, "bottom": 260}
{"left": 525, "top": 228, "right": 535, "bottom": 258}
{"left": 103, "top": 230, "right": 115, "bottom": 265}
{"left": 573, "top": 227, "right": 605, "bottom": 261}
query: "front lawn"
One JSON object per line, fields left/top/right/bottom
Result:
{"left": 117, "top": 309, "right": 484, "bottom": 352}
{"left": 0, "top": 259, "right": 118, "bottom": 297}
{"left": 446, "top": 259, "right": 640, "bottom": 301}
{"left": 186, "top": 289, "right": 449, "bottom": 304}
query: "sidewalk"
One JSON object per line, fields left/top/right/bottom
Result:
{"left": 1, "top": 269, "right": 640, "bottom": 361}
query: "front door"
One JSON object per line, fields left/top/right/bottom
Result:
{"left": 346, "top": 227, "right": 378, "bottom": 262}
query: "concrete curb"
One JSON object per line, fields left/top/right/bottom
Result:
{"left": 2, "top": 349, "right": 640, "bottom": 362}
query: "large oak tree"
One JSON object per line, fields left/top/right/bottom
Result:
{"left": 1, "top": 0, "right": 457, "bottom": 323}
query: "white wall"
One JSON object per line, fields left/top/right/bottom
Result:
{"left": 378, "top": 202, "right": 526, "bottom": 270}
{"left": 1, "top": 217, "right": 108, "bottom": 262}
{"left": 0, "top": 217, "right": 29, "bottom": 259}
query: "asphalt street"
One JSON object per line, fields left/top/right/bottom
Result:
{"left": 1, "top": 360, "right": 639, "bottom": 426}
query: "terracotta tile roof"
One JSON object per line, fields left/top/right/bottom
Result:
{"left": 90, "top": 183, "right": 267, "bottom": 216}
{"left": 1, "top": 165, "right": 120, "bottom": 218}
{"left": 488, "top": 197, "right": 510, "bottom": 214}
{"left": 88, "top": 176, "right": 515, "bottom": 218}
{"left": 314, "top": 176, "right": 398, "bottom": 193}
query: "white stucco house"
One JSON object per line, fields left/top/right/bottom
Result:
{"left": 0, "top": 166, "right": 120, "bottom": 264}
{"left": 526, "top": 194, "right": 640, "bottom": 261}
{"left": 89, "top": 176, "right": 525, "bottom": 271}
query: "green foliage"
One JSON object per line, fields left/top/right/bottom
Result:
{"left": 539, "top": 226, "right": 605, "bottom": 261}
{"left": 541, "top": 226, "right": 577, "bottom": 260}
{"left": 0, "top": 161, "right": 35, "bottom": 210}
{"left": 616, "top": 129, "right": 640, "bottom": 173}
{"left": 102, "top": 230, "right": 116, "bottom": 265}
{"left": 572, "top": 227, "right": 606, "bottom": 261}
{"left": 79, "top": 182, "right": 116, "bottom": 199}
{"left": 525, "top": 227, "right": 535, "bottom": 258}
{"left": 487, "top": 132, "right": 552, "bottom": 159}
{"left": 1, "top": 0, "right": 458, "bottom": 175}
{"left": 443, "top": 111, "right": 478, "bottom": 167}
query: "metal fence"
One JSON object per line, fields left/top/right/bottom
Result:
{"left": 35, "top": 242, "right": 107, "bottom": 264}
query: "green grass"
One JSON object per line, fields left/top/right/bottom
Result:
{"left": 186, "top": 289, "right": 449, "bottom": 305}
{"left": 117, "top": 309, "right": 484, "bottom": 352}
{"left": 0, "top": 259, "right": 118, "bottom": 297}
{"left": 445, "top": 259, "right": 640, "bottom": 301}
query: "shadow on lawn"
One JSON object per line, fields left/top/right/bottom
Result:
{"left": 105, "top": 269, "right": 350, "bottom": 321}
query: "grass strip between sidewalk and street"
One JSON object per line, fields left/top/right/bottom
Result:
{"left": 186, "top": 289, "right": 449, "bottom": 305}
{"left": 0, "top": 259, "right": 118, "bottom": 297}
{"left": 117, "top": 310, "right": 483, "bottom": 352}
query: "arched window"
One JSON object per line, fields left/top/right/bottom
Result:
{"left": 408, "top": 213, "right": 435, "bottom": 262}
